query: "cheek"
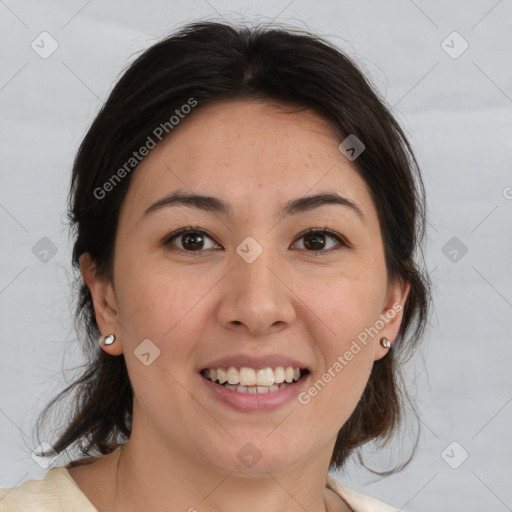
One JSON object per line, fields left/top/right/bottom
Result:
{"left": 112, "top": 258, "right": 222, "bottom": 399}
{"left": 302, "top": 333, "right": 374, "bottom": 433}
{"left": 296, "top": 270, "right": 383, "bottom": 408}
{"left": 302, "top": 270, "right": 385, "bottom": 343}
{"left": 114, "top": 252, "right": 210, "bottom": 338}
{"left": 113, "top": 261, "right": 207, "bottom": 411}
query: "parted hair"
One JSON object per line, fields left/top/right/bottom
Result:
{"left": 35, "top": 20, "right": 432, "bottom": 472}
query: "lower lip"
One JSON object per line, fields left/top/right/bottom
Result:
{"left": 198, "top": 373, "right": 310, "bottom": 411}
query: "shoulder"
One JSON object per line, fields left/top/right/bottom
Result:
{"left": 326, "top": 474, "right": 404, "bottom": 512}
{"left": 0, "top": 467, "right": 97, "bottom": 512}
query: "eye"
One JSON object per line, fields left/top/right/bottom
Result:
{"left": 163, "top": 226, "right": 220, "bottom": 252}
{"left": 291, "top": 228, "right": 348, "bottom": 253}
{"left": 163, "top": 226, "right": 348, "bottom": 254}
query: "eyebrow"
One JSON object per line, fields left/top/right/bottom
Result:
{"left": 142, "top": 190, "right": 365, "bottom": 221}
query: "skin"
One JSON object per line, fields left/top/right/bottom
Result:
{"left": 70, "top": 99, "right": 410, "bottom": 512}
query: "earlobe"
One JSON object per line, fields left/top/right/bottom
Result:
{"left": 374, "top": 279, "right": 411, "bottom": 361}
{"left": 79, "top": 253, "right": 123, "bottom": 355}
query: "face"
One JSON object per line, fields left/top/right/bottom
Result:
{"left": 83, "top": 99, "right": 409, "bottom": 475}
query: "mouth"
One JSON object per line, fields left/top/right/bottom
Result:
{"left": 200, "top": 366, "right": 310, "bottom": 394}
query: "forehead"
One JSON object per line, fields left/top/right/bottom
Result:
{"left": 120, "top": 99, "right": 376, "bottom": 224}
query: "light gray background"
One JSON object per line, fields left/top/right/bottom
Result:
{"left": 1, "top": 1, "right": 511, "bottom": 510}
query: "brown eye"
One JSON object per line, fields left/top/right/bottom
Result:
{"left": 293, "top": 229, "right": 347, "bottom": 252}
{"left": 303, "top": 232, "right": 327, "bottom": 250}
{"left": 164, "top": 228, "right": 218, "bottom": 252}
{"left": 181, "top": 232, "right": 205, "bottom": 251}
{"left": 163, "top": 227, "right": 347, "bottom": 255}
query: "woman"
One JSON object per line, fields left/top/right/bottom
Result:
{"left": 0, "top": 20, "right": 431, "bottom": 512}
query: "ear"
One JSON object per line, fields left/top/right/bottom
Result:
{"left": 80, "top": 253, "right": 124, "bottom": 356}
{"left": 373, "top": 277, "right": 411, "bottom": 361}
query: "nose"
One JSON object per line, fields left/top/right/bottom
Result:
{"left": 216, "top": 243, "right": 297, "bottom": 337}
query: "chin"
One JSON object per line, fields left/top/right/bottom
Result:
{"left": 201, "top": 436, "right": 309, "bottom": 475}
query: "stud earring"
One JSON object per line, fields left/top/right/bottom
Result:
{"left": 102, "top": 334, "right": 116, "bottom": 346}
{"left": 380, "top": 337, "right": 391, "bottom": 349}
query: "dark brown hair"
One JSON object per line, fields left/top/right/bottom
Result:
{"left": 34, "top": 20, "right": 432, "bottom": 472}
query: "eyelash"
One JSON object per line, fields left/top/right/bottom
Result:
{"left": 162, "top": 225, "right": 349, "bottom": 255}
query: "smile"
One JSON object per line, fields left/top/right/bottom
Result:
{"left": 200, "top": 366, "right": 309, "bottom": 394}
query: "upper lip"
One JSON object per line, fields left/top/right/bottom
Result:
{"left": 199, "top": 354, "right": 310, "bottom": 371}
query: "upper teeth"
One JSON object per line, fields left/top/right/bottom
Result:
{"left": 205, "top": 367, "right": 302, "bottom": 386}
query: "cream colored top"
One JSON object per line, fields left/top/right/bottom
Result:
{"left": 0, "top": 467, "right": 402, "bottom": 511}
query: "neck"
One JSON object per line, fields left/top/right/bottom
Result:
{"left": 112, "top": 429, "right": 339, "bottom": 512}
